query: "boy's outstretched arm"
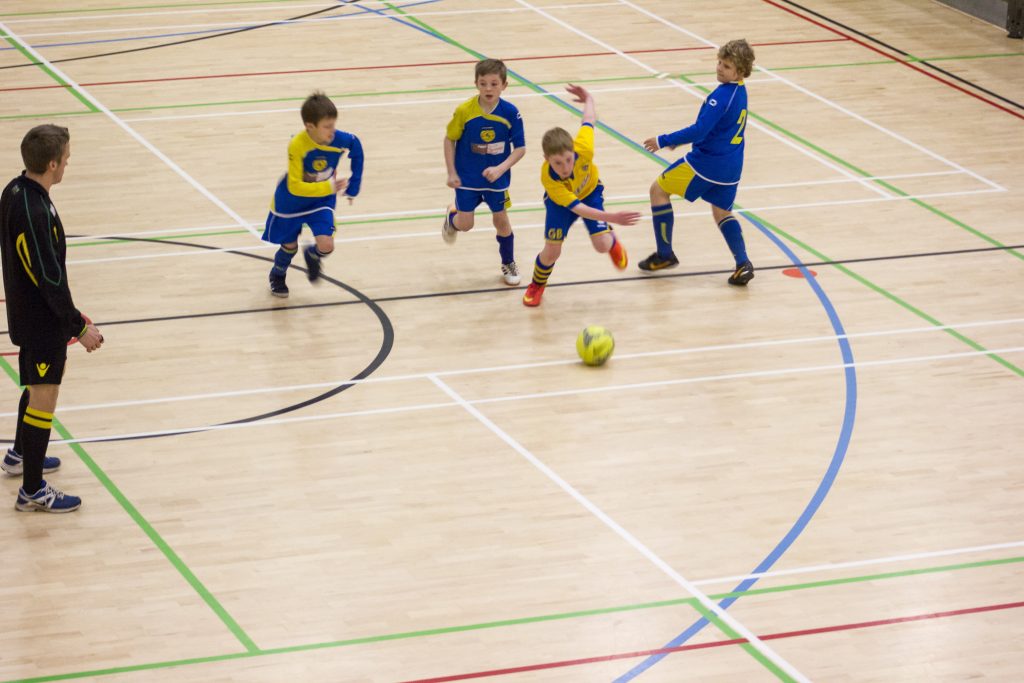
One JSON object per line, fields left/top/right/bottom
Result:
{"left": 572, "top": 203, "right": 641, "bottom": 227}
{"left": 566, "top": 83, "right": 596, "bottom": 125}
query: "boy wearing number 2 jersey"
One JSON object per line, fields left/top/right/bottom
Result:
{"left": 638, "top": 39, "right": 756, "bottom": 286}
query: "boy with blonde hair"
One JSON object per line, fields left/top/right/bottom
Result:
{"left": 639, "top": 39, "right": 756, "bottom": 286}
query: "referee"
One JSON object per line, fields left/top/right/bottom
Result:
{"left": 0, "top": 125, "right": 103, "bottom": 512}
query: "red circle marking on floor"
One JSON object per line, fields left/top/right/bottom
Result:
{"left": 783, "top": 267, "right": 817, "bottom": 279}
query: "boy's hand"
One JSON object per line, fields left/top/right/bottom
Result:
{"left": 482, "top": 166, "right": 503, "bottom": 182}
{"left": 446, "top": 172, "right": 461, "bottom": 189}
{"left": 333, "top": 176, "right": 349, "bottom": 194}
{"left": 565, "top": 83, "right": 591, "bottom": 104}
{"left": 643, "top": 137, "right": 660, "bottom": 152}
{"left": 608, "top": 211, "right": 642, "bottom": 226}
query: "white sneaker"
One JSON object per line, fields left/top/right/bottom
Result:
{"left": 442, "top": 206, "right": 458, "bottom": 245}
{"left": 501, "top": 261, "right": 521, "bottom": 286}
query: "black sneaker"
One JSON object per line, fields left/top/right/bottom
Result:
{"left": 638, "top": 251, "right": 679, "bottom": 272}
{"left": 728, "top": 260, "right": 754, "bottom": 286}
{"left": 303, "top": 246, "right": 322, "bottom": 283}
{"left": 269, "top": 273, "right": 289, "bottom": 298}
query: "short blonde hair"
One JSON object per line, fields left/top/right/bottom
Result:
{"left": 541, "top": 127, "right": 574, "bottom": 157}
{"left": 718, "top": 39, "right": 755, "bottom": 78}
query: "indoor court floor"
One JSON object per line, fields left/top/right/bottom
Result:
{"left": 1, "top": 0, "right": 1022, "bottom": 681}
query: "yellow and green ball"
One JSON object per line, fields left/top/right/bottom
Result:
{"left": 576, "top": 326, "right": 615, "bottom": 366}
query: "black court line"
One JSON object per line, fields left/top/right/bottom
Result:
{"left": 14, "top": 241, "right": 1015, "bottom": 333}
{"left": 0, "top": 1, "right": 362, "bottom": 71}
{"left": 0, "top": 234, "right": 395, "bottom": 443}
{"left": 776, "top": 0, "right": 1024, "bottom": 112}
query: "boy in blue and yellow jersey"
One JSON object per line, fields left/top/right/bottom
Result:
{"left": 263, "top": 91, "right": 363, "bottom": 297}
{"left": 638, "top": 39, "right": 756, "bottom": 286}
{"left": 522, "top": 84, "right": 641, "bottom": 308}
{"left": 442, "top": 59, "right": 526, "bottom": 286}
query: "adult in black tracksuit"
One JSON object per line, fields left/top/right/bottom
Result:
{"left": 0, "top": 125, "right": 103, "bottom": 512}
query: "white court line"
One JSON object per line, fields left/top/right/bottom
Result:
{"left": 63, "top": 186, "right": 1004, "bottom": 266}
{"left": 617, "top": 0, "right": 1007, "bottom": 192}
{"left": 693, "top": 539, "right": 1024, "bottom": 588}
{"left": 0, "top": 22, "right": 260, "bottom": 238}
{"left": 60, "top": 169, "right": 973, "bottom": 243}
{"left": 24, "top": 316, "right": 1024, "bottom": 417}
{"left": 44, "top": 346, "right": 1024, "bottom": 443}
{"left": 11, "top": 3, "right": 620, "bottom": 37}
{"left": 427, "top": 374, "right": 809, "bottom": 683}
{"left": 512, "top": 0, "right": 892, "bottom": 200}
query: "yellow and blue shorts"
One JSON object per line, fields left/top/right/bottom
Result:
{"left": 543, "top": 183, "right": 610, "bottom": 243}
{"left": 657, "top": 159, "right": 738, "bottom": 210}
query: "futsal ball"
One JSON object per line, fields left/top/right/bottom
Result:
{"left": 576, "top": 326, "right": 615, "bottom": 366}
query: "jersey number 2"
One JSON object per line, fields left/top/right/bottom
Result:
{"left": 730, "top": 110, "right": 748, "bottom": 145}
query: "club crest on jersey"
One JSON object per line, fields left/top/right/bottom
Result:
{"left": 313, "top": 158, "right": 328, "bottom": 172}
{"left": 480, "top": 128, "right": 495, "bottom": 143}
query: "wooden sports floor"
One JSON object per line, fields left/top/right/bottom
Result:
{"left": 1, "top": 1, "right": 1022, "bottom": 681}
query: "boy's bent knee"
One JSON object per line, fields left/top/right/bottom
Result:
{"left": 650, "top": 182, "right": 670, "bottom": 203}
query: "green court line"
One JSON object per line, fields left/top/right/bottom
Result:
{"left": 0, "top": 357, "right": 259, "bottom": 655}
{"left": 4, "top": 11, "right": 1022, "bottom": 680}
{"left": 0, "top": 28, "right": 96, "bottom": 113}
{"left": 691, "top": 601, "right": 797, "bottom": 682}
{"left": 6, "top": 552, "right": 1023, "bottom": 682}
{"left": 4, "top": 50, "right": 1020, "bottom": 123}
{"left": 63, "top": 198, "right": 657, "bottom": 248}
{"left": 0, "top": 0, "right": 310, "bottom": 19}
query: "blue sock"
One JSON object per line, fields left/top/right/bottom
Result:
{"left": 271, "top": 245, "right": 297, "bottom": 276}
{"left": 717, "top": 215, "right": 748, "bottom": 266}
{"left": 652, "top": 203, "right": 674, "bottom": 257}
{"left": 496, "top": 232, "right": 514, "bottom": 264}
{"left": 306, "top": 245, "right": 330, "bottom": 259}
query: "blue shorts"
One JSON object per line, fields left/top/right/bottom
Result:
{"left": 543, "top": 183, "right": 610, "bottom": 243}
{"left": 262, "top": 206, "right": 336, "bottom": 245}
{"left": 657, "top": 159, "right": 738, "bottom": 211}
{"left": 454, "top": 187, "right": 511, "bottom": 214}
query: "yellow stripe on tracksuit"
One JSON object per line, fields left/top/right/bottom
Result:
{"left": 15, "top": 233, "right": 39, "bottom": 287}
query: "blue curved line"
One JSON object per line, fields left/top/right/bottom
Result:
{"left": 359, "top": 6, "right": 859, "bottom": 680}
{"left": 615, "top": 215, "right": 857, "bottom": 681}
{"left": 0, "top": 0, "right": 440, "bottom": 52}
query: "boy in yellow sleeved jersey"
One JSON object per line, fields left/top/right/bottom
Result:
{"left": 522, "top": 84, "right": 640, "bottom": 307}
{"left": 263, "top": 91, "right": 363, "bottom": 298}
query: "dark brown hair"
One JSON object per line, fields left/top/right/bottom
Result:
{"left": 21, "top": 125, "right": 70, "bottom": 174}
{"left": 300, "top": 90, "right": 337, "bottom": 125}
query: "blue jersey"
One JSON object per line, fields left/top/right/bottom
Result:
{"left": 446, "top": 96, "right": 525, "bottom": 192}
{"left": 658, "top": 81, "right": 748, "bottom": 185}
{"left": 269, "top": 129, "right": 364, "bottom": 218}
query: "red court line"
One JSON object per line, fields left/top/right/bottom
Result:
{"left": 761, "top": 0, "right": 1024, "bottom": 121}
{"left": 0, "top": 38, "right": 845, "bottom": 93}
{"left": 399, "top": 600, "right": 1024, "bottom": 682}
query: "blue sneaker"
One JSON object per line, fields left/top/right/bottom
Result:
{"left": 15, "top": 480, "right": 81, "bottom": 513}
{"left": 2, "top": 448, "right": 60, "bottom": 476}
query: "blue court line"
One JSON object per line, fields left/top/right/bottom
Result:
{"left": 368, "top": 4, "right": 858, "bottom": 680}
{"left": 0, "top": 0, "right": 439, "bottom": 52}
{"left": 614, "top": 215, "right": 858, "bottom": 681}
